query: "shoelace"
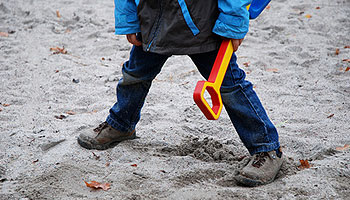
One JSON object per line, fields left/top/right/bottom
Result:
{"left": 93, "top": 122, "right": 109, "bottom": 133}
{"left": 252, "top": 152, "right": 269, "bottom": 168}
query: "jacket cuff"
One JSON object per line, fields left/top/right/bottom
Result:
{"left": 115, "top": 23, "right": 141, "bottom": 35}
{"left": 114, "top": 12, "right": 140, "bottom": 35}
{"left": 212, "top": 12, "right": 249, "bottom": 39}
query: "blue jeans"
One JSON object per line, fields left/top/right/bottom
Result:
{"left": 106, "top": 45, "right": 280, "bottom": 155}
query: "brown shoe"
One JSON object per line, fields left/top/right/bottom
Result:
{"left": 77, "top": 122, "right": 136, "bottom": 150}
{"left": 235, "top": 150, "right": 284, "bottom": 187}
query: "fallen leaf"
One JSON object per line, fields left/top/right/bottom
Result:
{"left": 335, "top": 48, "right": 340, "bottom": 55}
{"left": 101, "top": 57, "right": 105, "bottom": 61}
{"left": 54, "top": 115, "right": 67, "bottom": 120}
{"left": 315, "top": 7, "right": 321, "bottom": 9}
{"left": 56, "top": 10, "right": 61, "bottom": 18}
{"left": 298, "top": 159, "right": 311, "bottom": 169}
{"left": 131, "top": 164, "right": 137, "bottom": 167}
{"left": 345, "top": 46, "right": 350, "bottom": 49}
{"left": 327, "top": 113, "right": 334, "bottom": 118}
{"left": 345, "top": 67, "right": 350, "bottom": 72}
{"left": 50, "top": 46, "right": 67, "bottom": 54}
{"left": 84, "top": 181, "right": 110, "bottom": 191}
{"left": 55, "top": 70, "right": 60, "bottom": 73}
{"left": 160, "top": 170, "right": 166, "bottom": 173}
{"left": 0, "top": 32, "right": 9, "bottom": 37}
{"left": 343, "top": 59, "right": 350, "bottom": 62}
{"left": 335, "top": 144, "right": 349, "bottom": 151}
{"left": 305, "top": 14, "right": 312, "bottom": 18}
{"left": 339, "top": 67, "right": 344, "bottom": 71}
{"left": 266, "top": 5, "right": 271, "bottom": 9}
{"left": 266, "top": 68, "right": 279, "bottom": 72}
{"left": 246, "top": 71, "right": 250, "bottom": 74}
{"left": 2, "top": 103, "right": 10, "bottom": 107}
{"left": 0, "top": 108, "right": 2, "bottom": 112}
{"left": 243, "top": 62, "right": 250, "bottom": 67}
{"left": 66, "top": 110, "right": 76, "bottom": 115}
{"left": 106, "top": 162, "right": 110, "bottom": 167}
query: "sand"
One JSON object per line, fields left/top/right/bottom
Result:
{"left": 0, "top": 0, "right": 349, "bottom": 199}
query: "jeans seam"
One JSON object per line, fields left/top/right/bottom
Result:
{"left": 130, "top": 82, "right": 151, "bottom": 125}
{"left": 238, "top": 84, "right": 270, "bottom": 143}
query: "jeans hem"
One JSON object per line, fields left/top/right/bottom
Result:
{"left": 106, "top": 115, "right": 133, "bottom": 133}
{"left": 248, "top": 141, "right": 280, "bottom": 155}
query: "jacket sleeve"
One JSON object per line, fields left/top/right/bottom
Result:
{"left": 114, "top": 0, "right": 140, "bottom": 35}
{"left": 213, "top": 0, "right": 252, "bottom": 39}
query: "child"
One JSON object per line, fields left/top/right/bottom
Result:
{"left": 78, "top": 0, "right": 283, "bottom": 187}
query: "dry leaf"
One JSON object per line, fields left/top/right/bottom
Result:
{"left": 55, "top": 70, "right": 60, "bottom": 73}
{"left": 106, "top": 162, "right": 110, "bottom": 167}
{"left": 50, "top": 47, "right": 67, "bottom": 54}
{"left": 84, "top": 181, "right": 111, "bottom": 191}
{"left": 343, "top": 59, "right": 350, "bottom": 62}
{"left": 305, "top": 14, "right": 312, "bottom": 18}
{"left": 101, "top": 57, "right": 105, "bottom": 61}
{"left": 2, "top": 103, "right": 10, "bottom": 107}
{"left": 0, "top": 108, "right": 2, "bottom": 112}
{"left": 131, "top": 164, "right": 137, "bottom": 167}
{"left": 345, "top": 67, "right": 350, "bottom": 72}
{"left": 266, "top": 5, "right": 271, "bottom": 9}
{"left": 54, "top": 114, "right": 67, "bottom": 119}
{"left": 266, "top": 68, "right": 279, "bottom": 72}
{"left": 315, "top": 7, "right": 321, "bottom": 9}
{"left": 345, "top": 46, "right": 350, "bottom": 49}
{"left": 335, "top": 48, "right": 340, "bottom": 55}
{"left": 0, "top": 32, "right": 9, "bottom": 37}
{"left": 243, "top": 62, "right": 250, "bottom": 67}
{"left": 327, "top": 113, "right": 334, "bottom": 118}
{"left": 298, "top": 159, "right": 311, "bottom": 169}
{"left": 66, "top": 110, "right": 76, "bottom": 115}
{"left": 335, "top": 144, "right": 349, "bottom": 151}
{"left": 56, "top": 10, "right": 61, "bottom": 18}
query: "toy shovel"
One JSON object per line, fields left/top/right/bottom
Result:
{"left": 193, "top": 39, "right": 234, "bottom": 120}
{"left": 193, "top": 0, "right": 271, "bottom": 120}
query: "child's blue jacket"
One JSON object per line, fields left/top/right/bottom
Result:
{"left": 114, "top": 0, "right": 251, "bottom": 55}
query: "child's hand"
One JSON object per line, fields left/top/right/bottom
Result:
{"left": 220, "top": 36, "right": 244, "bottom": 52}
{"left": 126, "top": 34, "right": 142, "bottom": 46}
{"left": 231, "top": 38, "right": 244, "bottom": 52}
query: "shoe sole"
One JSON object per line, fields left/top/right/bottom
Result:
{"left": 234, "top": 174, "right": 269, "bottom": 187}
{"left": 77, "top": 131, "right": 137, "bottom": 150}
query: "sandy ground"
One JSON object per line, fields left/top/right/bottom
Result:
{"left": 1, "top": 0, "right": 349, "bottom": 199}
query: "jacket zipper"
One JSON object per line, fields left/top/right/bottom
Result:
{"left": 146, "top": 1, "right": 163, "bottom": 51}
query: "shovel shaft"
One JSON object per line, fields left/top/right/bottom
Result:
{"left": 193, "top": 40, "right": 233, "bottom": 120}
